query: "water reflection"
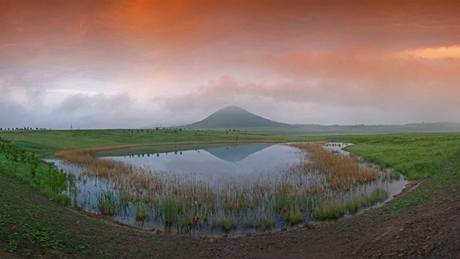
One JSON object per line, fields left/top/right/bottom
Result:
{"left": 108, "top": 144, "right": 301, "bottom": 184}
{"left": 205, "top": 143, "right": 273, "bottom": 162}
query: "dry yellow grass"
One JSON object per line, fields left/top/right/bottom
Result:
{"left": 293, "top": 143, "right": 379, "bottom": 190}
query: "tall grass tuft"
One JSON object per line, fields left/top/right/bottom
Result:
{"left": 135, "top": 202, "right": 148, "bottom": 221}
{"left": 313, "top": 188, "right": 389, "bottom": 221}
{"left": 311, "top": 202, "right": 346, "bottom": 221}
{"left": 157, "top": 198, "right": 178, "bottom": 226}
{"left": 97, "top": 192, "right": 118, "bottom": 216}
{"left": 221, "top": 214, "right": 238, "bottom": 232}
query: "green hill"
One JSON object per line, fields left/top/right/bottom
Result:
{"left": 186, "top": 106, "right": 289, "bottom": 128}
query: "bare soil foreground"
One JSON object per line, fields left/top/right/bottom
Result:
{"left": 1, "top": 154, "right": 459, "bottom": 258}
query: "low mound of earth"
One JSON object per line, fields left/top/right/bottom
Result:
{"left": 1, "top": 154, "right": 459, "bottom": 258}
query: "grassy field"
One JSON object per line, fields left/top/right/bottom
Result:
{"left": 1, "top": 130, "right": 458, "bottom": 180}
{"left": 0, "top": 130, "right": 460, "bottom": 256}
{"left": 0, "top": 129, "right": 307, "bottom": 157}
{"left": 331, "top": 133, "right": 460, "bottom": 180}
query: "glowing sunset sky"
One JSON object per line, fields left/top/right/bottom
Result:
{"left": 1, "top": 0, "right": 460, "bottom": 128}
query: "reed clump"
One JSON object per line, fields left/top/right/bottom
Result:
{"left": 157, "top": 198, "right": 178, "bottom": 226}
{"left": 313, "top": 188, "right": 389, "bottom": 221}
{"left": 345, "top": 188, "right": 389, "bottom": 213}
{"left": 285, "top": 204, "right": 304, "bottom": 225}
{"left": 97, "top": 192, "right": 117, "bottom": 216}
{"left": 221, "top": 215, "right": 238, "bottom": 232}
{"left": 311, "top": 202, "right": 346, "bottom": 221}
{"left": 135, "top": 202, "right": 148, "bottom": 221}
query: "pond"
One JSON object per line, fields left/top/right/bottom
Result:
{"left": 48, "top": 143, "right": 406, "bottom": 235}
{"left": 107, "top": 144, "right": 302, "bottom": 185}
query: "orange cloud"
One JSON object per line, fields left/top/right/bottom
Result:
{"left": 401, "top": 45, "right": 460, "bottom": 59}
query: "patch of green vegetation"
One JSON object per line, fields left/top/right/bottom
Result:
{"left": 326, "top": 133, "right": 460, "bottom": 180}
{"left": 345, "top": 188, "right": 389, "bottom": 214}
{"left": 273, "top": 194, "right": 297, "bottom": 215}
{"left": 221, "top": 215, "right": 238, "bottom": 232}
{"left": 277, "top": 200, "right": 303, "bottom": 225}
{"left": 284, "top": 205, "right": 304, "bottom": 225}
{"left": 0, "top": 211, "right": 66, "bottom": 255}
{"left": 0, "top": 172, "right": 88, "bottom": 256}
{"left": 135, "top": 202, "right": 148, "bottom": 221}
{"left": 313, "top": 189, "right": 389, "bottom": 221}
{"left": 311, "top": 202, "right": 346, "bottom": 221}
{"left": 0, "top": 138, "right": 69, "bottom": 204}
{"left": 157, "top": 198, "right": 178, "bottom": 226}
{"left": 384, "top": 157, "right": 460, "bottom": 214}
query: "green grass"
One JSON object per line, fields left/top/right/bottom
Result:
{"left": 325, "top": 133, "right": 460, "bottom": 180}
{"left": 0, "top": 178, "right": 72, "bottom": 256}
{"left": 0, "top": 213, "right": 65, "bottom": 255}
{"left": 0, "top": 138, "right": 68, "bottom": 204}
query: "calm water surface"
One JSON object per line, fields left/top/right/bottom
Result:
{"left": 107, "top": 144, "right": 303, "bottom": 184}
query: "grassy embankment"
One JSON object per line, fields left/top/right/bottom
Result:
{"left": 0, "top": 130, "right": 460, "bottom": 256}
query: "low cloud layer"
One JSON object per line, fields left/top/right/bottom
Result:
{"left": 1, "top": 0, "right": 460, "bottom": 128}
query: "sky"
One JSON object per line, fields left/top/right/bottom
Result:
{"left": 1, "top": 0, "right": 460, "bottom": 128}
